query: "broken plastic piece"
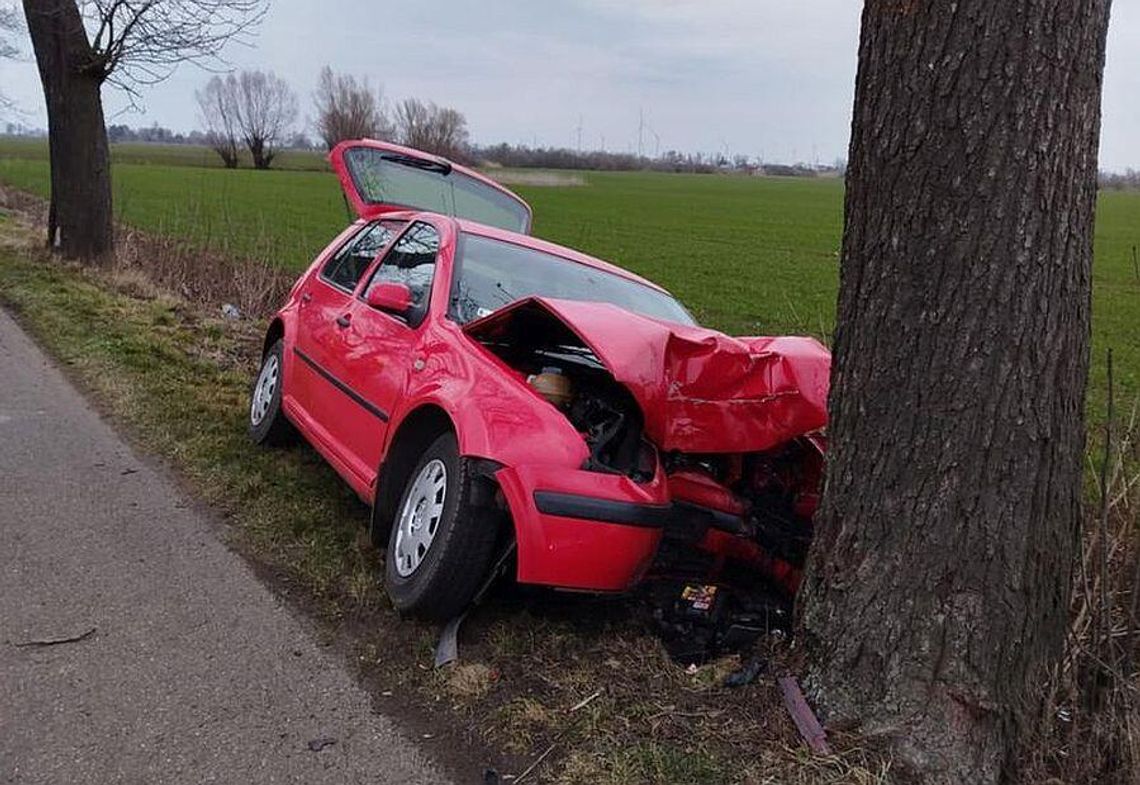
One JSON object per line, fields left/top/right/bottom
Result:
{"left": 434, "top": 540, "right": 518, "bottom": 668}
{"left": 434, "top": 613, "right": 466, "bottom": 669}
{"left": 779, "top": 676, "right": 831, "bottom": 755}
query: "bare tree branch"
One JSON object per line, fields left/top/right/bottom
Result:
{"left": 394, "top": 98, "right": 470, "bottom": 161}
{"left": 233, "top": 69, "right": 296, "bottom": 169}
{"left": 195, "top": 69, "right": 296, "bottom": 169}
{"left": 312, "top": 65, "right": 393, "bottom": 150}
{"left": 75, "top": 0, "right": 267, "bottom": 89}
{"left": 195, "top": 74, "right": 240, "bottom": 167}
{"left": 0, "top": 4, "right": 20, "bottom": 113}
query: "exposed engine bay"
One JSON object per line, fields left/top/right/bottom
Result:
{"left": 473, "top": 305, "right": 656, "bottom": 483}
{"left": 475, "top": 307, "right": 820, "bottom": 567}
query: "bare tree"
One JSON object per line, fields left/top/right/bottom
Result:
{"left": 232, "top": 70, "right": 297, "bottom": 170}
{"left": 798, "top": 1, "right": 1112, "bottom": 783}
{"left": 22, "top": 0, "right": 265, "bottom": 260}
{"left": 312, "top": 65, "right": 393, "bottom": 150}
{"left": 0, "top": 5, "right": 19, "bottom": 113}
{"left": 195, "top": 74, "right": 240, "bottom": 169}
{"left": 394, "top": 98, "right": 469, "bottom": 160}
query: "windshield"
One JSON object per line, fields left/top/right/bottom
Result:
{"left": 450, "top": 233, "right": 696, "bottom": 326}
{"left": 342, "top": 147, "right": 530, "bottom": 233}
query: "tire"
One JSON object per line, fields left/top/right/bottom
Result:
{"left": 248, "top": 339, "right": 296, "bottom": 446}
{"left": 384, "top": 432, "right": 499, "bottom": 621}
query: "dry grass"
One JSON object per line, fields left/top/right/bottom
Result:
{"left": 1016, "top": 388, "right": 1140, "bottom": 783}
{"left": 445, "top": 663, "right": 499, "bottom": 702}
{"left": 0, "top": 184, "right": 293, "bottom": 320}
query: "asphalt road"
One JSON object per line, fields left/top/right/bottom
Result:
{"left": 0, "top": 306, "right": 451, "bottom": 784}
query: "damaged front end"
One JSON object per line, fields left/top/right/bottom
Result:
{"left": 463, "top": 297, "right": 830, "bottom": 636}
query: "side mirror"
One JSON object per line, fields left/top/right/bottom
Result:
{"left": 366, "top": 281, "right": 413, "bottom": 314}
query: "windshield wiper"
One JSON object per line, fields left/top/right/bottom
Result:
{"left": 381, "top": 153, "right": 452, "bottom": 176}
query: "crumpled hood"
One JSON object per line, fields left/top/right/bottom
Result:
{"left": 464, "top": 297, "right": 830, "bottom": 454}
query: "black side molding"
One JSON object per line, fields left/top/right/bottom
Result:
{"left": 293, "top": 348, "right": 389, "bottom": 423}
{"left": 534, "top": 491, "right": 746, "bottom": 537}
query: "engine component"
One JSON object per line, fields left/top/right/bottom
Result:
{"left": 527, "top": 367, "right": 574, "bottom": 408}
{"left": 645, "top": 576, "right": 791, "bottom": 665}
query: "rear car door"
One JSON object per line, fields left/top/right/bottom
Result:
{"left": 292, "top": 221, "right": 400, "bottom": 482}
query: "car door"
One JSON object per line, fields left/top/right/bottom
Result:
{"left": 292, "top": 220, "right": 400, "bottom": 482}
{"left": 328, "top": 221, "right": 443, "bottom": 480}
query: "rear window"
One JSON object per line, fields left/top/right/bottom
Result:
{"left": 343, "top": 147, "right": 530, "bottom": 234}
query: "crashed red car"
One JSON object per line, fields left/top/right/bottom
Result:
{"left": 249, "top": 138, "right": 830, "bottom": 621}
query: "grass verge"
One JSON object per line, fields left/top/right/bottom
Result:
{"left": 0, "top": 212, "right": 892, "bottom": 783}
{"left": 3, "top": 190, "right": 1133, "bottom": 783}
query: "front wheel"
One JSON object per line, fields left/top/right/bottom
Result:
{"left": 384, "top": 433, "right": 498, "bottom": 621}
{"left": 248, "top": 339, "right": 296, "bottom": 446}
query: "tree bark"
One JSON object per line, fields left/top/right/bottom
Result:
{"left": 798, "top": 1, "right": 1112, "bottom": 782}
{"left": 23, "top": 0, "right": 113, "bottom": 261}
{"left": 248, "top": 137, "right": 273, "bottom": 170}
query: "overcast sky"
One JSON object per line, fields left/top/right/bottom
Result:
{"left": 2, "top": 0, "right": 1139, "bottom": 170}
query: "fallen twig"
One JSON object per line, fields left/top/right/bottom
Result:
{"left": 514, "top": 742, "right": 556, "bottom": 784}
{"left": 15, "top": 626, "right": 97, "bottom": 648}
{"left": 568, "top": 689, "right": 602, "bottom": 713}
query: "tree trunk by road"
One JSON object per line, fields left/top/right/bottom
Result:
{"left": 23, "top": 0, "right": 114, "bottom": 261}
{"left": 798, "top": 2, "right": 1112, "bottom": 782}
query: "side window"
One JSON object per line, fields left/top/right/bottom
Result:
{"left": 365, "top": 222, "right": 440, "bottom": 314}
{"left": 321, "top": 221, "right": 397, "bottom": 292}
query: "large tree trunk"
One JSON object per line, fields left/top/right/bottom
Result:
{"left": 23, "top": 0, "right": 113, "bottom": 261}
{"left": 798, "top": 2, "right": 1112, "bottom": 782}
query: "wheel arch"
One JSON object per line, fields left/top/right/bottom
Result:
{"left": 370, "top": 404, "right": 457, "bottom": 546}
{"left": 262, "top": 317, "right": 286, "bottom": 359}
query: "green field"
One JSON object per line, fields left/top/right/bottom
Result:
{"left": 1, "top": 139, "right": 1136, "bottom": 414}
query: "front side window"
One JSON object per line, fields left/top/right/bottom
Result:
{"left": 322, "top": 221, "right": 400, "bottom": 292}
{"left": 364, "top": 222, "right": 440, "bottom": 316}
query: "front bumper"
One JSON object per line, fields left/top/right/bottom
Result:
{"left": 496, "top": 465, "right": 669, "bottom": 592}
{"left": 496, "top": 462, "right": 806, "bottom": 595}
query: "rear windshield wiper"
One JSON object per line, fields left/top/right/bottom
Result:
{"left": 381, "top": 153, "right": 452, "bottom": 176}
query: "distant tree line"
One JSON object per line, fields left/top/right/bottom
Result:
{"left": 472, "top": 144, "right": 843, "bottom": 176}
{"left": 1099, "top": 169, "right": 1140, "bottom": 190}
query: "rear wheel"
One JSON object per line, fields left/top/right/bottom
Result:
{"left": 248, "top": 339, "right": 296, "bottom": 446}
{"left": 384, "top": 432, "right": 498, "bottom": 621}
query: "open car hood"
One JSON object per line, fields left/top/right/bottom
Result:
{"left": 464, "top": 297, "right": 830, "bottom": 454}
{"left": 328, "top": 139, "right": 533, "bottom": 234}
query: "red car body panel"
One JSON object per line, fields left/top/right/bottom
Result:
{"left": 267, "top": 141, "right": 830, "bottom": 597}
{"left": 462, "top": 297, "right": 831, "bottom": 454}
{"left": 497, "top": 464, "right": 665, "bottom": 591}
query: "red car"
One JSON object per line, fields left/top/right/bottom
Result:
{"left": 249, "top": 139, "right": 831, "bottom": 621}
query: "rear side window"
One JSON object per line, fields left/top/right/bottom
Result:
{"left": 364, "top": 222, "right": 440, "bottom": 314}
{"left": 321, "top": 221, "right": 398, "bottom": 291}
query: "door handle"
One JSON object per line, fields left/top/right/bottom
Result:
{"left": 335, "top": 314, "right": 352, "bottom": 328}
{"left": 300, "top": 292, "right": 312, "bottom": 304}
